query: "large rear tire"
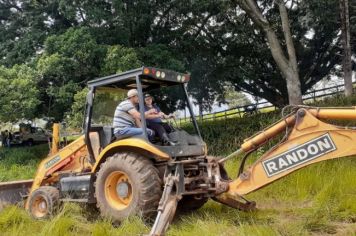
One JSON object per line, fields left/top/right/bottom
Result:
{"left": 28, "top": 186, "right": 60, "bottom": 219}
{"left": 95, "top": 153, "right": 162, "bottom": 222}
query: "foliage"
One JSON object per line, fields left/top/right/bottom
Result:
{"left": 0, "top": 0, "right": 355, "bottom": 121}
{"left": 36, "top": 27, "right": 106, "bottom": 121}
{"left": 101, "top": 45, "right": 142, "bottom": 75}
{"left": 91, "top": 90, "right": 127, "bottom": 126}
{"left": 0, "top": 144, "right": 48, "bottom": 181}
{"left": 223, "top": 83, "right": 251, "bottom": 108}
{"left": 137, "top": 44, "right": 185, "bottom": 72}
{"left": 0, "top": 65, "right": 40, "bottom": 122}
{"left": 65, "top": 88, "right": 88, "bottom": 129}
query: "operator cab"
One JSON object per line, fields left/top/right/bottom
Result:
{"left": 85, "top": 67, "right": 206, "bottom": 160}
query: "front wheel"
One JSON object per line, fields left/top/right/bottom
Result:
{"left": 95, "top": 153, "right": 162, "bottom": 222}
{"left": 27, "top": 186, "right": 60, "bottom": 219}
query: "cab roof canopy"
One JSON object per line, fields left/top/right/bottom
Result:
{"left": 87, "top": 67, "right": 190, "bottom": 91}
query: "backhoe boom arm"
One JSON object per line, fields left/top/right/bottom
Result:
{"left": 241, "top": 107, "right": 356, "bottom": 153}
{"left": 217, "top": 106, "right": 356, "bottom": 202}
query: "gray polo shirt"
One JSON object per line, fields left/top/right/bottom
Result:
{"left": 113, "top": 100, "right": 136, "bottom": 133}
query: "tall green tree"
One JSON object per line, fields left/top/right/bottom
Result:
{"left": 233, "top": 0, "right": 302, "bottom": 105}
{"left": 36, "top": 27, "right": 106, "bottom": 121}
{"left": 0, "top": 65, "right": 40, "bottom": 122}
{"left": 157, "top": 0, "right": 342, "bottom": 107}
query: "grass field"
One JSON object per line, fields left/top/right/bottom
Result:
{"left": 0, "top": 95, "right": 356, "bottom": 235}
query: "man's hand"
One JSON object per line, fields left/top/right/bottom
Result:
{"left": 162, "top": 113, "right": 175, "bottom": 119}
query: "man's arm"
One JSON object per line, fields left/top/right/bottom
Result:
{"left": 127, "top": 109, "right": 143, "bottom": 127}
{"left": 128, "top": 108, "right": 160, "bottom": 120}
{"left": 128, "top": 108, "right": 141, "bottom": 120}
{"left": 145, "top": 108, "right": 162, "bottom": 119}
{"left": 135, "top": 118, "right": 142, "bottom": 128}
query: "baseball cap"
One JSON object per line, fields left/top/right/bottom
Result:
{"left": 127, "top": 89, "right": 138, "bottom": 98}
{"left": 144, "top": 93, "right": 152, "bottom": 98}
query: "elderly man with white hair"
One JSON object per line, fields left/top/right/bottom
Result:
{"left": 113, "top": 89, "right": 159, "bottom": 140}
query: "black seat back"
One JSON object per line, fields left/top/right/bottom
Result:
{"left": 102, "top": 126, "right": 114, "bottom": 147}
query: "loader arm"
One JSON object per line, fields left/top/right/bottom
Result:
{"left": 217, "top": 107, "right": 356, "bottom": 201}
{"left": 24, "top": 135, "right": 90, "bottom": 209}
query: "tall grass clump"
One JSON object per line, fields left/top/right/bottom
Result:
{"left": 0, "top": 144, "right": 49, "bottom": 181}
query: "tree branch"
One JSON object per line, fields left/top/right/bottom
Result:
{"left": 276, "top": 0, "right": 298, "bottom": 72}
{"left": 236, "top": 0, "right": 291, "bottom": 77}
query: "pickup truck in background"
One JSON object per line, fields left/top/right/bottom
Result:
{"left": 12, "top": 127, "right": 51, "bottom": 146}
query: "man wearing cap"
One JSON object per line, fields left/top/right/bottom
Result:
{"left": 144, "top": 93, "right": 178, "bottom": 146}
{"left": 113, "top": 89, "right": 157, "bottom": 139}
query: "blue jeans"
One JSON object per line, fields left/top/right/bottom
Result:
{"left": 115, "top": 127, "right": 155, "bottom": 139}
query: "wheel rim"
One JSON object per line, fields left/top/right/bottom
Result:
{"left": 31, "top": 195, "right": 48, "bottom": 218}
{"left": 104, "top": 171, "right": 133, "bottom": 210}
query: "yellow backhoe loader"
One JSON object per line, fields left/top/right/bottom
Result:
{"left": 0, "top": 67, "right": 355, "bottom": 235}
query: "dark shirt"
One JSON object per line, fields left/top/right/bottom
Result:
{"left": 144, "top": 104, "right": 162, "bottom": 123}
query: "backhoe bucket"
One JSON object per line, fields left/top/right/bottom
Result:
{"left": 0, "top": 180, "right": 33, "bottom": 209}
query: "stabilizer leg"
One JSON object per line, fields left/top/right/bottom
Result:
{"left": 213, "top": 194, "right": 256, "bottom": 211}
{"left": 149, "top": 163, "right": 184, "bottom": 236}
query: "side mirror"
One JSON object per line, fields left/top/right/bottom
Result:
{"left": 86, "top": 90, "right": 94, "bottom": 106}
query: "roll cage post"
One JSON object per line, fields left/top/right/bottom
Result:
{"left": 84, "top": 87, "right": 96, "bottom": 164}
{"left": 136, "top": 75, "right": 149, "bottom": 140}
{"left": 182, "top": 84, "right": 201, "bottom": 138}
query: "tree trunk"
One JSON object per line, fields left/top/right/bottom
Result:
{"left": 198, "top": 103, "right": 203, "bottom": 121}
{"left": 285, "top": 69, "right": 302, "bottom": 105}
{"left": 339, "top": 0, "right": 353, "bottom": 96}
{"left": 236, "top": 0, "right": 303, "bottom": 105}
{"left": 277, "top": 1, "right": 303, "bottom": 105}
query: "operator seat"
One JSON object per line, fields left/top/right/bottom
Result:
{"left": 103, "top": 126, "right": 142, "bottom": 143}
{"left": 102, "top": 126, "right": 114, "bottom": 147}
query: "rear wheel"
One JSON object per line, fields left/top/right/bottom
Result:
{"left": 95, "top": 153, "right": 162, "bottom": 222}
{"left": 28, "top": 186, "right": 60, "bottom": 219}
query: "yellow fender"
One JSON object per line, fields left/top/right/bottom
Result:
{"left": 91, "top": 138, "right": 170, "bottom": 172}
